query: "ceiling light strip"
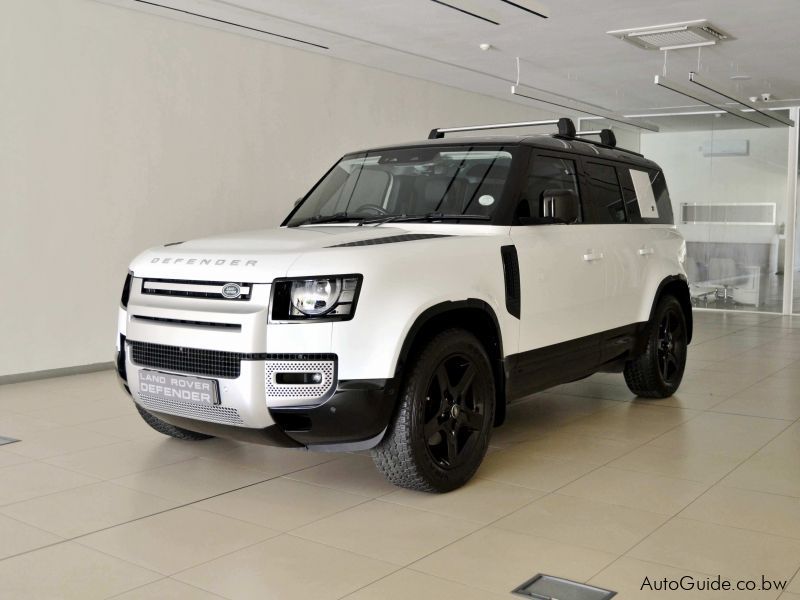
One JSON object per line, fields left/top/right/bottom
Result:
{"left": 429, "top": 0, "right": 499, "bottom": 25}
{"left": 688, "top": 72, "right": 794, "bottom": 126}
{"left": 130, "top": 0, "right": 329, "bottom": 49}
{"left": 498, "top": 0, "right": 548, "bottom": 19}
{"left": 511, "top": 84, "right": 659, "bottom": 131}
{"left": 654, "top": 75, "right": 770, "bottom": 128}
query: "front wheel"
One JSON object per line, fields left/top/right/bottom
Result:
{"left": 371, "top": 328, "right": 495, "bottom": 493}
{"left": 624, "top": 295, "right": 688, "bottom": 398}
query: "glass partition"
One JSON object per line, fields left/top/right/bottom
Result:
{"left": 640, "top": 114, "right": 791, "bottom": 313}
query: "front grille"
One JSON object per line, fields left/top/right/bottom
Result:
{"left": 130, "top": 341, "right": 250, "bottom": 379}
{"left": 141, "top": 278, "right": 252, "bottom": 301}
{"left": 138, "top": 393, "right": 244, "bottom": 425}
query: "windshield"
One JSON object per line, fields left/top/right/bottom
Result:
{"left": 286, "top": 145, "right": 518, "bottom": 227}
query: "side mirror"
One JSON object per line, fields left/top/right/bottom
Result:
{"left": 542, "top": 189, "right": 579, "bottom": 224}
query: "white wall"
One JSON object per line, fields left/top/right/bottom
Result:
{"left": 0, "top": 0, "right": 549, "bottom": 377}
{"left": 641, "top": 126, "right": 789, "bottom": 245}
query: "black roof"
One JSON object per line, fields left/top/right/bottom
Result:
{"left": 352, "top": 133, "right": 660, "bottom": 171}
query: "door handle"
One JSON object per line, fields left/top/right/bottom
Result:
{"left": 583, "top": 250, "right": 604, "bottom": 262}
{"left": 638, "top": 247, "right": 655, "bottom": 256}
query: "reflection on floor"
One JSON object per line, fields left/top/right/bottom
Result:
{"left": 1, "top": 312, "right": 800, "bottom": 599}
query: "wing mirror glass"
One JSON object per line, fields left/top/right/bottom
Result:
{"left": 542, "top": 189, "right": 580, "bottom": 224}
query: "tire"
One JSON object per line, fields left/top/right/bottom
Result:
{"left": 135, "top": 404, "right": 213, "bottom": 441}
{"left": 624, "top": 295, "right": 688, "bottom": 398}
{"left": 371, "top": 328, "right": 495, "bottom": 493}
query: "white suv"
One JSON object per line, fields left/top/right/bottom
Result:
{"left": 116, "top": 117, "right": 692, "bottom": 492}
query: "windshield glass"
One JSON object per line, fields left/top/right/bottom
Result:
{"left": 286, "top": 145, "right": 517, "bottom": 226}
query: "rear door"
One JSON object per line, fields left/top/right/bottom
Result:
{"left": 581, "top": 160, "right": 641, "bottom": 343}
{"left": 510, "top": 152, "right": 608, "bottom": 390}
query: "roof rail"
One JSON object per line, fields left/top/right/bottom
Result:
{"left": 428, "top": 117, "right": 576, "bottom": 139}
{"left": 427, "top": 117, "right": 644, "bottom": 157}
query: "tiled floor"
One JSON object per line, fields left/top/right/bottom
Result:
{"left": 1, "top": 311, "right": 800, "bottom": 598}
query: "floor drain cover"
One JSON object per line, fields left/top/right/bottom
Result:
{"left": 0, "top": 436, "right": 20, "bottom": 446}
{"left": 513, "top": 574, "right": 616, "bottom": 600}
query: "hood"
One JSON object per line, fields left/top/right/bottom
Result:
{"left": 128, "top": 225, "right": 455, "bottom": 282}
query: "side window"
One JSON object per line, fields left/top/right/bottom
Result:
{"left": 618, "top": 167, "right": 674, "bottom": 225}
{"left": 516, "top": 156, "right": 581, "bottom": 224}
{"left": 584, "top": 162, "right": 626, "bottom": 224}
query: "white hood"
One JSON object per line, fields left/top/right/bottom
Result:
{"left": 129, "top": 225, "right": 424, "bottom": 282}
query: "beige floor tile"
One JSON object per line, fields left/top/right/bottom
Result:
{"left": 0, "top": 541, "right": 160, "bottom": 599}
{"left": 411, "top": 527, "right": 616, "bottom": 595}
{"left": 379, "top": 477, "right": 543, "bottom": 523}
{"left": 25, "top": 397, "right": 139, "bottom": 426}
{"left": 175, "top": 534, "right": 395, "bottom": 600}
{"left": 111, "top": 457, "right": 267, "bottom": 502}
{"left": 647, "top": 412, "right": 790, "bottom": 459}
{"left": 508, "top": 431, "right": 638, "bottom": 466}
{"left": 209, "top": 443, "right": 335, "bottom": 476}
{"left": 0, "top": 447, "right": 32, "bottom": 468}
{"left": 0, "top": 513, "right": 61, "bottom": 560}
{"left": 781, "top": 592, "right": 800, "bottom": 599}
{"left": 589, "top": 557, "right": 723, "bottom": 600}
{"left": 558, "top": 466, "right": 708, "bottom": 515}
{"left": 629, "top": 518, "right": 800, "bottom": 582}
{"left": 293, "top": 499, "right": 480, "bottom": 565}
{"left": 112, "top": 578, "right": 226, "bottom": 599}
{"left": 44, "top": 437, "right": 198, "bottom": 479}
{"left": 194, "top": 477, "right": 367, "bottom": 531}
{"left": 343, "top": 568, "right": 510, "bottom": 600}
{"left": 609, "top": 444, "right": 743, "bottom": 483}
{"left": 476, "top": 449, "right": 596, "bottom": 491}
{"left": 0, "top": 410, "right": 61, "bottom": 438}
{"left": 286, "top": 454, "right": 398, "bottom": 498}
{"left": 552, "top": 403, "right": 694, "bottom": 444}
{"left": 0, "top": 461, "right": 98, "bottom": 505}
{"left": 79, "top": 506, "right": 278, "bottom": 575}
{"left": 790, "top": 572, "right": 800, "bottom": 593}
{"left": 0, "top": 481, "right": 177, "bottom": 538}
{"left": 722, "top": 453, "right": 800, "bottom": 498}
{"left": 681, "top": 485, "right": 800, "bottom": 539}
{"left": 3, "top": 425, "right": 124, "bottom": 459}
{"left": 655, "top": 391, "right": 728, "bottom": 410}
{"left": 79, "top": 414, "right": 166, "bottom": 441}
{"left": 493, "top": 493, "right": 667, "bottom": 554}
{"left": 711, "top": 386, "right": 800, "bottom": 420}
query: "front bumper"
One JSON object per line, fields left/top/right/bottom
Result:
{"left": 116, "top": 336, "right": 397, "bottom": 450}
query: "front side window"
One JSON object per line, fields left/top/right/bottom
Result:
{"left": 286, "top": 146, "right": 517, "bottom": 226}
{"left": 585, "top": 162, "right": 626, "bottom": 224}
{"left": 515, "top": 156, "right": 581, "bottom": 224}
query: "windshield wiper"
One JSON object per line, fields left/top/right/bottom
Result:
{"left": 298, "top": 212, "right": 365, "bottom": 226}
{"left": 360, "top": 212, "right": 492, "bottom": 226}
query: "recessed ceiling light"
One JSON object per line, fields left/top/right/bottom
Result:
{"left": 607, "top": 20, "right": 731, "bottom": 51}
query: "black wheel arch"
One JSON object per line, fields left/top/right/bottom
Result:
{"left": 395, "top": 300, "right": 507, "bottom": 427}
{"left": 648, "top": 275, "right": 693, "bottom": 344}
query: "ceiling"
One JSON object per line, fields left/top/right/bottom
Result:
{"left": 101, "top": 0, "right": 800, "bottom": 124}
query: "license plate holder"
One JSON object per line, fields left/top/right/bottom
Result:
{"left": 137, "top": 370, "right": 220, "bottom": 406}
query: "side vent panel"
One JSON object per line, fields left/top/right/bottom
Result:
{"left": 500, "top": 245, "right": 521, "bottom": 319}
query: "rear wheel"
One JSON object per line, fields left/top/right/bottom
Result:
{"left": 371, "top": 328, "right": 495, "bottom": 492}
{"left": 135, "top": 404, "right": 213, "bottom": 441}
{"left": 624, "top": 295, "right": 687, "bottom": 398}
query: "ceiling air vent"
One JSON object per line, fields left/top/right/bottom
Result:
{"left": 607, "top": 20, "right": 731, "bottom": 51}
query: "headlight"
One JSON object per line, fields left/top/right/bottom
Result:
{"left": 271, "top": 275, "right": 362, "bottom": 321}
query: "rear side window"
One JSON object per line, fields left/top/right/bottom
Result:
{"left": 584, "top": 162, "right": 626, "bottom": 224}
{"left": 618, "top": 168, "right": 674, "bottom": 225}
{"left": 516, "top": 156, "right": 582, "bottom": 224}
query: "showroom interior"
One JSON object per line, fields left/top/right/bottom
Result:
{"left": 3, "top": 0, "right": 800, "bottom": 598}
